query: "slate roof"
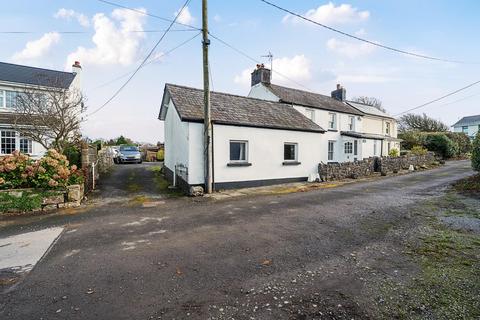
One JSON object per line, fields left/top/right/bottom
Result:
{"left": 341, "top": 131, "right": 402, "bottom": 141}
{"left": 0, "top": 62, "right": 76, "bottom": 89}
{"left": 346, "top": 101, "right": 394, "bottom": 119}
{"left": 160, "top": 84, "right": 326, "bottom": 133}
{"left": 452, "top": 115, "right": 480, "bottom": 127}
{"left": 265, "top": 84, "right": 364, "bottom": 116}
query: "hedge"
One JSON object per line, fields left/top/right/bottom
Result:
{"left": 472, "top": 133, "right": 480, "bottom": 172}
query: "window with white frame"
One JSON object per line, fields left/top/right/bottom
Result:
{"left": 462, "top": 126, "right": 468, "bottom": 133}
{"left": 0, "top": 90, "right": 4, "bottom": 108}
{"left": 373, "top": 140, "right": 378, "bottom": 156}
{"left": 1, "top": 131, "right": 17, "bottom": 154}
{"left": 344, "top": 141, "right": 353, "bottom": 154}
{"left": 354, "top": 140, "right": 358, "bottom": 156}
{"left": 348, "top": 116, "right": 355, "bottom": 131}
{"left": 386, "top": 122, "right": 391, "bottom": 135}
{"left": 328, "top": 113, "right": 337, "bottom": 130}
{"left": 229, "top": 140, "right": 248, "bottom": 162}
{"left": 305, "top": 109, "right": 315, "bottom": 122}
{"left": 5, "top": 91, "right": 18, "bottom": 109}
{"left": 328, "top": 140, "right": 335, "bottom": 161}
{"left": 20, "top": 138, "right": 32, "bottom": 154}
{"left": 283, "top": 143, "right": 298, "bottom": 161}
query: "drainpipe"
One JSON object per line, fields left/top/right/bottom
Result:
{"left": 91, "top": 160, "right": 99, "bottom": 190}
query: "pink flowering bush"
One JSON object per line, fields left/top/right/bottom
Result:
{"left": 0, "top": 150, "right": 84, "bottom": 190}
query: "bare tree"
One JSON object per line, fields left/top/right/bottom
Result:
{"left": 398, "top": 113, "right": 449, "bottom": 133}
{"left": 12, "top": 79, "right": 86, "bottom": 154}
{"left": 351, "top": 96, "right": 386, "bottom": 113}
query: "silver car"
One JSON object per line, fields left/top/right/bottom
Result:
{"left": 117, "top": 145, "right": 142, "bottom": 164}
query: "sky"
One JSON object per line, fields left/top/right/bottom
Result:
{"left": 1, "top": 0, "right": 479, "bottom": 143}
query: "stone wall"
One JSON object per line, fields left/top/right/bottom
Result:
{"left": 0, "top": 184, "right": 84, "bottom": 213}
{"left": 318, "top": 152, "right": 438, "bottom": 181}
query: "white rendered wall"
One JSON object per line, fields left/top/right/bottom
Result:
{"left": 163, "top": 99, "right": 189, "bottom": 176}
{"left": 453, "top": 124, "right": 479, "bottom": 137}
{"left": 212, "top": 124, "right": 325, "bottom": 184}
{"left": 248, "top": 83, "right": 281, "bottom": 101}
{"left": 187, "top": 122, "right": 205, "bottom": 185}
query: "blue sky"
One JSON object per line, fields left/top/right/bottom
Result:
{"left": 1, "top": 0, "right": 479, "bottom": 142}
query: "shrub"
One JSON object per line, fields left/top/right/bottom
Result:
{"left": 472, "top": 132, "right": 480, "bottom": 172}
{"left": 388, "top": 148, "right": 399, "bottom": 157}
{"left": 0, "top": 149, "right": 83, "bottom": 190}
{"left": 445, "top": 132, "right": 471, "bottom": 156}
{"left": 424, "top": 133, "right": 457, "bottom": 159}
{"left": 156, "top": 149, "right": 165, "bottom": 161}
{"left": 399, "top": 131, "right": 426, "bottom": 150}
{"left": 411, "top": 145, "right": 428, "bottom": 156}
{"left": 63, "top": 144, "right": 82, "bottom": 167}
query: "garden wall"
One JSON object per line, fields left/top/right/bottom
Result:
{"left": 0, "top": 184, "right": 84, "bottom": 213}
{"left": 318, "top": 152, "right": 437, "bottom": 181}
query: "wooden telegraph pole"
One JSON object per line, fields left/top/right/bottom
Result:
{"left": 202, "top": 0, "right": 213, "bottom": 193}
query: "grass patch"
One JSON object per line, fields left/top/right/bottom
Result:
{"left": 378, "top": 196, "right": 480, "bottom": 319}
{"left": 0, "top": 191, "right": 43, "bottom": 213}
{"left": 453, "top": 174, "right": 480, "bottom": 194}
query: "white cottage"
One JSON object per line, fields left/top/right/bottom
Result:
{"left": 248, "top": 66, "right": 401, "bottom": 162}
{"left": 0, "top": 61, "right": 82, "bottom": 158}
{"left": 158, "top": 84, "right": 326, "bottom": 190}
{"left": 452, "top": 115, "right": 480, "bottom": 139}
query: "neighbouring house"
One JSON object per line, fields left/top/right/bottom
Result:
{"left": 159, "top": 65, "right": 400, "bottom": 191}
{"left": 452, "top": 115, "right": 480, "bottom": 139}
{"left": 158, "top": 84, "right": 325, "bottom": 190}
{"left": 248, "top": 65, "right": 401, "bottom": 161}
{"left": 0, "top": 61, "right": 82, "bottom": 158}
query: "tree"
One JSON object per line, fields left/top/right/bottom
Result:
{"left": 398, "top": 113, "right": 449, "bottom": 133}
{"left": 13, "top": 79, "right": 85, "bottom": 154}
{"left": 351, "top": 96, "right": 386, "bottom": 113}
{"left": 115, "top": 135, "right": 133, "bottom": 145}
{"left": 472, "top": 132, "right": 480, "bottom": 172}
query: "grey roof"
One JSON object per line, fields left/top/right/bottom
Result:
{"left": 341, "top": 131, "right": 402, "bottom": 141}
{"left": 0, "top": 62, "right": 76, "bottom": 89}
{"left": 452, "top": 115, "right": 480, "bottom": 127}
{"left": 265, "top": 84, "right": 364, "bottom": 116}
{"left": 346, "top": 101, "right": 394, "bottom": 119}
{"left": 160, "top": 84, "right": 326, "bottom": 133}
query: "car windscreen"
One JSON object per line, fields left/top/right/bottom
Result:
{"left": 120, "top": 146, "right": 138, "bottom": 152}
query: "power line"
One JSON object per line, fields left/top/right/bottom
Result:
{"left": 208, "top": 33, "right": 313, "bottom": 91}
{"left": 97, "top": 0, "right": 200, "bottom": 31}
{"left": 0, "top": 29, "right": 197, "bottom": 34}
{"left": 393, "top": 80, "right": 480, "bottom": 117}
{"left": 91, "top": 32, "right": 201, "bottom": 90}
{"left": 87, "top": 0, "right": 192, "bottom": 117}
{"left": 259, "top": 0, "right": 476, "bottom": 64}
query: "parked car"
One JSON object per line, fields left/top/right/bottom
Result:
{"left": 116, "top": 145, "right": 142, "bottom": 164}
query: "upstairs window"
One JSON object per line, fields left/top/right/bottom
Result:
{"left": 305, "top": 109, "right": 315, "bottom": 122}
{"left": 0, "top": 90, "right": 4, "bottom": 108}
{"left": 1, "top": 131, "right": 17, "bottom": 155}
{"left": 229, "top": 140, "right": 247, "bottom": 162}
{"left": 344, "top": 142, "right": 353, "bottom": 154}
{"left": 348, "top": 116, "right": 355, "bottom": 131}
{"left": 386, "top": 122, "right": 391, "bottom": 135}
{"left": 284, "top": 143, "right": 298, "bottom": 161}
{"left": 462, "top": 126, "right": 468, "bottom": 133}
{"left": 328, "top": 113, "right": 337, "bottom": 130}
{"left": 5, "top": 91, "right": 19, "bottom": 109}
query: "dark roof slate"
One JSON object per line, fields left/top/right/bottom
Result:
{"left": 266, "top": 84, "right": 364, "bottom": 116}
{"left": 162, "top": 84, "right": 325, "bottom": 133}
{"left": 452, "top": 115, "right": 480, "bottom": 127}
{"left": 0, "top": 62, "right": 76, "bottom": 89}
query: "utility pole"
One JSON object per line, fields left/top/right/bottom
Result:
{"left": 202, "top": 0, "right": 213, "bottom": 193}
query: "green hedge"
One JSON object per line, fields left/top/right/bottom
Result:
{"left": 472, "top": 133, "right": 480, "bottom": 172}
{"left": 399, "top": 131, "right": 471, "bottom": 159}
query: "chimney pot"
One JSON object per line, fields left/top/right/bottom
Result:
{"left": 336, "top": 83, "right": 341, "bottom": 90}
{"left": 251, "top": 65, "right": 271, "bottom": 87}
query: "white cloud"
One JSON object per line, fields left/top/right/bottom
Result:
{"left": 234, "top": 54, "right": 311, "bottom": 87}
{"left": 65, "top": 8, "right": 147, "bottom": 68}
{"left": 55, "top": 8, "right": 90, "bottom": 27}
{"left": 12, "top": 32, "right": 61, "bottom": 62}
{"left": 213, "top": 14, "right": 222, "bottom": 23}
{"left": 283, "top": 2, "right": 369, "bottom": 25}
{"left": 326, "top": 38, "right": 375, "bottom": 58}
{"left": 174, "top": 6, "right": 195, "bottom": 25}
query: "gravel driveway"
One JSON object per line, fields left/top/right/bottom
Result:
{"left": 0, "top": 160, "right": 477, "bottom": 319}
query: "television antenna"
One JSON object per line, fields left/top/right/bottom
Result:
{"left": 261, "top": 51, "right": 273, "bottom": 79}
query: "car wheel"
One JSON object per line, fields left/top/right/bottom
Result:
{"left": 138, "top": 160, "right": 143, "bottom": 164}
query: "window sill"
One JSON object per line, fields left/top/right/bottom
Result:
{"left": 227, "top": 162, "right": 252, "bottom": 167}
{"left": 327, "top": 129, "right": 338, "bottom": 132}
{"left": 282, "top": 161, "right": 301, "bottom": 166}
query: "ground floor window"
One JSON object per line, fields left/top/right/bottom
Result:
{"left": 328, "top": 140, "right": 335, "bottom": 161}
{"left": 1, "top": 130, "right": 17, "bottom": 154}
{"left": 283, "top": 143, "right": 298, "bottom": 161}
{"left": 354, "top": 140, "right": 358, "bottom": 156}
{"left": 344, "top": 141, "right": 353, "bottom": 154}
{"left": 20, "top": 138, "right": 32, "bottom": 154}
{"left": 229, "top": 140, "right": 248, "bottom": 162}
{"left": 374, "top": 140, "right": 378, "bottom": 156}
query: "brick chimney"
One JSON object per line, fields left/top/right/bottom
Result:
{"left": 251, "top": 64, "right": 271, "bottom": 86}
{"left": 331, "top": 83, "right": 346, "bottom": 101}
